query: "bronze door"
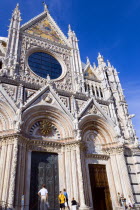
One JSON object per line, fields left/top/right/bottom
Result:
{"left": 30, "top": 152, "right": 59, "bottom": 210}
{"left": 89, "top": 164, "right": 112, "bottom": 210}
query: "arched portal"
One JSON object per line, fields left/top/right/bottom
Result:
{"left": 20, "top": 104, "right": 74, "bottom": 210}
{"left": 79, "top": 114, "right": 115, "bottom": 210}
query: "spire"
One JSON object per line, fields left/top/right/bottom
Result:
{"left": 4, "top": 3, "right": 21, "bottom": 76}
{"left": 12, "top": 3, "right": 21, "bottom": 20}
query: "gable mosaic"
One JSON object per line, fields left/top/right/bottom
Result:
{"left": 26, "top": 18, "right": 65, "bottom": 45}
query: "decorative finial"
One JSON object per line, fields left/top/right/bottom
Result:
{"left": 42, "top": 1, "right": 48, "bottom": 12}
{"left": 93, "top": 62, "right": 96, "bottom": 68}
{"left": 98, "top": 52, "right": 102, "bottom": 58}
{"left": 86, "top": 57, "right": 90, "bottom": 64}
{"left": 68, "top": 24, "right": 72, "bottom": 32}
{"left": 107, "top": 60, "right": 111, "bottom": 67}
{"left": 46, "top": 74, "right": 50, "bottom": 81}
{"left": 16, "top": 3, "right": 19, "bottom": 9}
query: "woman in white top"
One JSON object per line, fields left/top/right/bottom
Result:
{"left": 38, "top": 184, "right": 48, "bottom": 210}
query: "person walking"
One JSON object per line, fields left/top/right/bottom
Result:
{"left": 63, "top": 189, "right": 68, "bottom": 207}
{"left": 58, "top": 191, "right": 66, "bottom": 210}
{"left": 38, "top": 184, "right": 48, "bottom": 210}
{"left": 127, "top": 195, "right": 134, "bottom": 209}
{"left": 71, "top": 198, "right": 77, "bottom": 210}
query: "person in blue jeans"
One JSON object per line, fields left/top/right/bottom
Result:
{"left": 63, "top": 189, "right": 68, "bottom": 207}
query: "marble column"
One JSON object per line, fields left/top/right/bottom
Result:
{"left": 8, "top": 138, "right": 18, "bottom": 208}
{"left": 76, "top": 144, "right": 90, "bottom": 210}
{"left": 24, "top": 150, "right": 32, "bottom": 210}
{"left": 106, "top": 158, "right": 119, "bottom": 209}
{"left": 116, "top": 152, "right": 134, "bottom": 202}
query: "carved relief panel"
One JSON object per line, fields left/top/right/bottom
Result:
{"left": 83, "top": 130, "right": 103, "bottom": 154}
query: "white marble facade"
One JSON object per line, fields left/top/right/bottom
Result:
{"left": 0, "top": 4, "right": 140, "bottom": 210}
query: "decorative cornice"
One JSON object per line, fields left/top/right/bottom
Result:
{"left": 102, "top": 141, "right": 124, "bottom": 155}
{"left": 103, "top": 146, "right": 124, "bottom": 155}
{"left": 86, "top": 153, "right": 110, "bottom": 160}
{"left": 21, "top": 32, "right": 71, "bottom": 51}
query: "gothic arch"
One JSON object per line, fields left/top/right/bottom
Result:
{"left": 0, "top": 100, "right": 15, "bottom": 131}
{"left": 79, "top": 114, "right": 116, "bottom": 144}
{"left": 21, "top": 104, "right": 74, "bottom": 139}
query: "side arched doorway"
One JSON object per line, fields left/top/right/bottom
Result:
{"left": 79, "top": 115, "right": 115, "bottom": 210}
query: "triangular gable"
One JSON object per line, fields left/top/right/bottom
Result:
{"left": 22, "top": 84, "right": 74, "bottom": 121}
{"left": 78, "top": 97, "right": 115, "bottom": 126}
{"left": 84, "top": 63, "right": 100, "bottom": 81}
{"left": 0, "top": 84, "right": 18, "bottom": 112}
{"left": 21, "top": 11, "right": 70, "bottom": 47}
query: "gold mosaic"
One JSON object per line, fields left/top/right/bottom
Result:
{"left": 26, "top": 19, "right": 64, "bottom": 44}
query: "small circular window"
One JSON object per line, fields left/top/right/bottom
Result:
{"left": 28, "top": 52, "right": 62, "bottom": 79}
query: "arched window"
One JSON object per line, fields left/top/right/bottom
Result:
{"left": 87, "top": 84, "right": 90, "bottom": 94}
{"left": 100, "top": 87, "right": 103, "bottom": 98}
{"left": 0, "top": 61, "right": 2, "bottom": 69}
{"left": 96, "top": 87, "right": 99, "bottom": 97}
{"left": 92, "top": 85, "right": 95, "bottom": 95}
{"left": 84, "top": 83, "right": 87, "bottom": 92}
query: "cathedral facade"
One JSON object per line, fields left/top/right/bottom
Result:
{"left": 0, "top": 4, "right": 140, "bottom": 210}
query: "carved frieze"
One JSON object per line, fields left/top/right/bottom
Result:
{"left": 59, "top": 96, "right": 70, "bottom": 110}
{"left": 2, "top": 84, "right": 17, "bottom": 101}
{"left": 86, "top": 104, "right": 103, "bottom": 118}
{"left": 76, "top": 99, "right": 85, "bottom": 113}
{"left": 100, "top": 104, "right": 110, "bottom": 116}
{"left": 25, "top": 88, "right": 36, "bottom": 99}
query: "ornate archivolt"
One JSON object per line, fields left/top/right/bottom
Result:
{"left": 79, "top": 114, "right": 116, "bottom": 155}
{"left": 0, "top": 100, "right": 15, "bottom": 131}
{"left": 21, "top": 104, "right": 74, "bottom": 140}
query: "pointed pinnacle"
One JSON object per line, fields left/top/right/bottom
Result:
{"left": 93, "top": 62, "right": 96, "bottom": 68}
{"left": 68, "top": 24, "right": 72, "bottom": 32}
{"left": 98, "top": 52, "right": 102, "bottom": 58}
{"left": 107, "top": 60, "right": 111, "bottom": 67}
{"left": 86, "top": 57, "right": 90, "bottom": 64}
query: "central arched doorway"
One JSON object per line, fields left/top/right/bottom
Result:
{"left": 21, "top": 104, "right": 74, "bottom": 210}
{"left": 29, "top": 151, "right": 59, "bottom": 210}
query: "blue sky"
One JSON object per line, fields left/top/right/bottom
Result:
{"left": 0, "top": 0, "right": 140, "bottom": 138}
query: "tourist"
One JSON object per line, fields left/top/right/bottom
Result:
{"left": 38, "top": 184, "right": 48, "bottom": 210}
{"left": 63, "top": 189, "right": 68, "bottom": 207}
{"left": 58, "top": 191, "right": 66, "bottom": 210}
{"left": 71, "top": 198, "right": 77, "bottom": 210}
{"left": 118, "top": 192, "right": 121, "bottom": 206}
{"left": 127, "top": 195, "right": 134, "bottom": 209}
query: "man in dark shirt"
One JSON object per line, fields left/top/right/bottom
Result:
{"left": 71, "top": 198, "right": 77, "bottom": 210}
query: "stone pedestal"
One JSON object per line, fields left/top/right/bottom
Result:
{"left": 79, "top": 204, "right": 92, "bottom": 210}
